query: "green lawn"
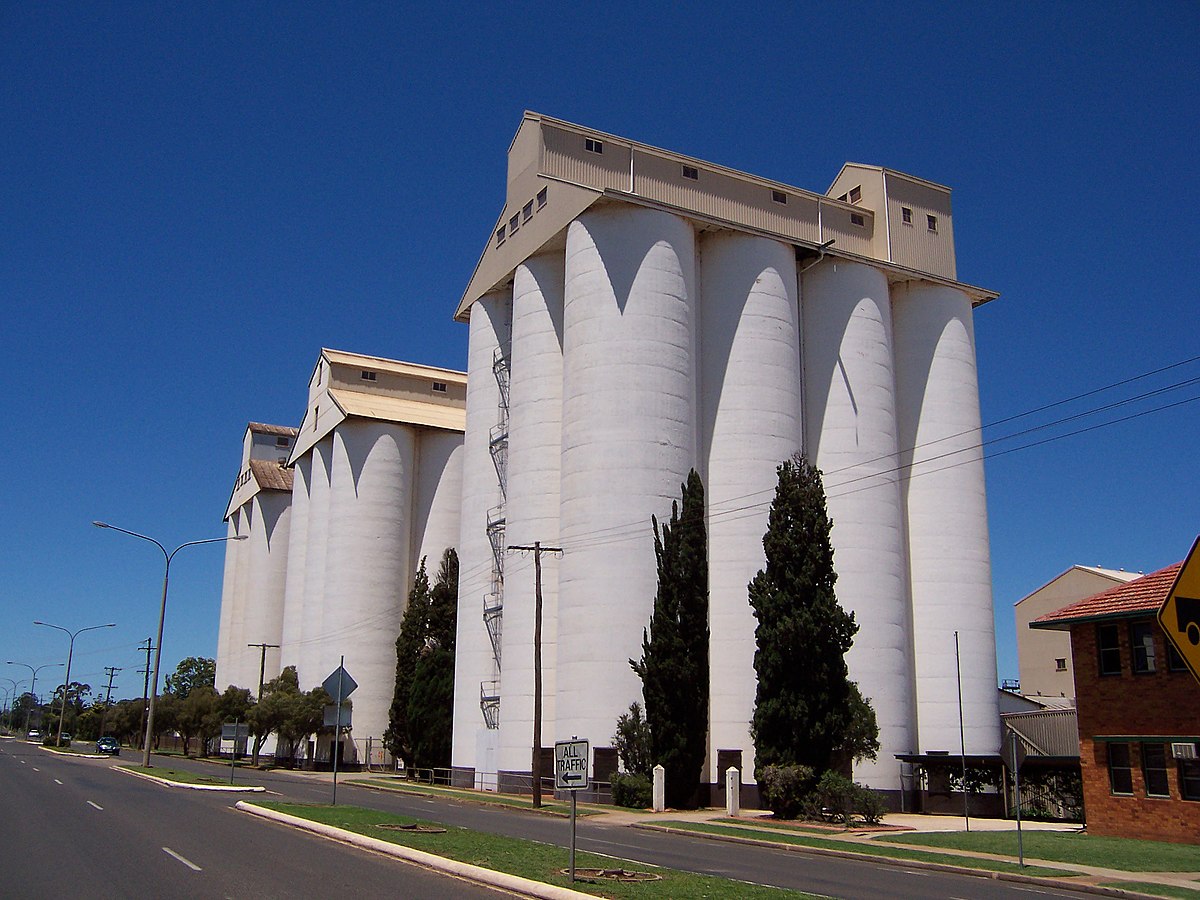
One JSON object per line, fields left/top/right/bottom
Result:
{"left": 884, "top": 830, "right": 1200, "bottom": 873}
{"left": 252, "top": 802, "right": 820, "bottom": 899}
{"left": 356, "top": 778, "right": 600, "bottom": 816}
{"left": 1098, "top": 883, "right": 1200, "bottom": 899}
{"left": 119, "top": 764, "right": 240, "bottom": 786}
{"left": 715, "top": 817, "right": 851, "bottom": 835}
{"left": 656, "top": 821, "right": 1074, "bottom": 878}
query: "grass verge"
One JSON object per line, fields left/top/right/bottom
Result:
{"left": 355, "top": 778, "right": 600, "bottom": 816}
{"left": 1097, "top": 882, "right": 1200, "bottom": 899}
{"left": 119, "top": 764, "right": 241, "bottom": 786}
{"left": 884, "top": 830, "right": 1200, "bottom": 873}
{"left": 252, "top": 801, "right": 819, "bottom": 899}
{"left": 656, "top": 821, "right": 1074, "bottom": 878}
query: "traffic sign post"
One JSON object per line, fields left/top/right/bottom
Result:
{"left": 1158, "top": 536, "right": 1200, "bottom": 686}
{"left": 323, "top": 658, "right": 357, "bottom": 805}
{"left": 555, "top": 738, "right": 588, "bottom": 882}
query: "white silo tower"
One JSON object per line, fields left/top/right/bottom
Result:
{"left": 278, "top": 454, "right": 311, "bottom": 674}
{"left": 699, "top": 231, "right": 803, "bottom": 791}
{"left": 893, "top": 282, "right": 1001, "bottom": 756}
{"left": 497, "top": 253, "right": 565, "bottom": 785}
{"left": 801, "top": 259, "right": 916, "bottom": 790}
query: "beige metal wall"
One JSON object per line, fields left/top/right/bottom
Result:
{"left": 884, "top": 173, "right": 957, "bottom": 279}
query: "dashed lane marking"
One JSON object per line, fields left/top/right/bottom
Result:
{"left": 163, "top": 847, "right": 202, "bottom": 872}
{"left": 87, "top": 800, "right": 103, "bottom": 810}
{"left": 54, "top": 779, "right": 63, "bottom": 785}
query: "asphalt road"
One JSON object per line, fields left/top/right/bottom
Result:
{"left": 135, "top": 751, "right": 1105, "bottom": 900}
{"left": 0, "top": 739, "right": 505, "bottom": 899}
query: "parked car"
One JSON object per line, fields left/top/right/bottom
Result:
{"left": 27, "top": 730, "right": 41, "bottom": 741}
{"left": 96, "top": 737, "right": 120, "bottom": 755}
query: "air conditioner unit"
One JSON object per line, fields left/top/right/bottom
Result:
{"left": 1170, "top": 742, "right": 1198, "bottom": 760}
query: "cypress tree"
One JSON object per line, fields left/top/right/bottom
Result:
{"left": 631, "top": 469, "right": 709, "bottom": 809}
{"left": 385, "top": 558, "right": 431, "bottom": 768}
{"left": 407, "top": 548, "right": 459, "bottom": 769}
{"left": 750, "top": 454, "right": 860, "bottom": 780}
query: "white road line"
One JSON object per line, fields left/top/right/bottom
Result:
{"left": 54, "top": 779, "right": 63, "bottom": 785}
{"left": 87, "top": 800, "right": 103, "bottom": 810}
{"left": 32, "top": 767, "right": 40, "bottom": 772}
{"left": 162, "top": 847, "right": 202, "bottom": 872}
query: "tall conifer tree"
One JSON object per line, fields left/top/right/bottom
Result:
{"left": 385, "top": 558, "right": 431, "bottom": 768}
{"left": 631, "top": 469, "right": 709, "bottom": 808}
{"left": 750, "top": 454, "right": 860, "bottom": 779}
{"left": 407, "top": 548, "right": 459, "bottom": 769}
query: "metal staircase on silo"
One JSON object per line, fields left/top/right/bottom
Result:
{"left": 480, "top": 348, "right": 509, "bottom": 729}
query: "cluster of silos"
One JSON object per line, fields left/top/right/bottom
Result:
{"left": 453, "top": 204, "right": 1000, "bottom": 795}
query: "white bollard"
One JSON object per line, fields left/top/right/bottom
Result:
{"left": 652, "top": 764, "right": 665, "bottom": 812}
{"left": 726, "top": 766, "right": 741, "bottom": 817}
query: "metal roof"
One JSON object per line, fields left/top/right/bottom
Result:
{"left": 1030, "top": 562, "right": 1183, "bottom": 630}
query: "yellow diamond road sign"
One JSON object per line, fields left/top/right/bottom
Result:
{"left": 1159, "top": 536, "right": 1200, "bottom": 685}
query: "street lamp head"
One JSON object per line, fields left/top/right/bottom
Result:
{"left": 92, "top": 521, "right": 110, "bottom": 528}
{"left": 233, "top": 535, "right": 249, "bottom": 541}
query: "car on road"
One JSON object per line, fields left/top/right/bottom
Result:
{"left": 96, "top": 737, "right": 120, "bottom": 755}
{"left": 27, "top": 730, "right": 41, "bottom": 741}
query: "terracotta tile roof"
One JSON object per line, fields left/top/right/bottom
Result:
{"left": 1031, "top": 562, "right": 1183, "bottom": 629}
{"left": 248, "top": 422, "right": 299, "bottom": 437}
{"left": 249, "top": 458, "right": 293, "bottom": 492}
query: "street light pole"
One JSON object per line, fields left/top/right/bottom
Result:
{"left": 34, "top": 621, "right": 116, "bottom": 747}
{"left": 0, "top": 679, "right": 22, "bottom": 732}
{"left": 93, "top": 521, "right": 246, "bottom": 768}
{"left": 6, "top": 662, "right": 64, "bottom": 735}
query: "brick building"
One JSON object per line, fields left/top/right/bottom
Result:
{"left": 1031, "top": 562, "right": 1200, "bottom": 844}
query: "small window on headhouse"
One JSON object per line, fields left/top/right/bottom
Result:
{"left": 496, "top": 225, "right": 505, "bottom": 247}
{"left": 537, "top": 187, "right": 548, "bottom": 209}
{"left": 275, "top": 436, "right": 290, "bottom": 447}
{"left": 927, "top": 214, "right": 938, "bottom": 232}
{"left": 849, "top": 186, "right": 862, "bottom": 204}
{"left": 432, "top": 382, "right": 448, "bottom": 394}
{"left": 361, "top": 370, "right": 377, "bottom": 382}
{"left": 902, "top": 207, "right": 913, "bottom": 225}
{"left": 682, "top": 165, "right": 699, "bottom": 180}
{"left": 584, "top": 137, "right": 603, "bottom": 154}
{"left": 850, "top": 213, "right": 865, "bottom": 227}
{"left": 772, "top": 190, "right": 787, "bottom": 204}
{"left": 522, "top": 201, "right": 533, "bottom": 223}
{"left": 1055, "top": 658, "right": 1067, "bottom": 671}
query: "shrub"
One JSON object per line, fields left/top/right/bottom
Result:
{"left": 811, "top": 771, "right": 858, "bottom": 824}
{"left": 758, "top": 764, "right": 815, "bottom": 819}
{"left": 611, "top": 772, "right": 653, "bottom": 809}
{"left": 855, "top": 785, "right": 888, "bottom": 824}
{"left": 43, "top": 734, "right": 70, "bottom": 748}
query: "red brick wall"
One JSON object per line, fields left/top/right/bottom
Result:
{"left": 1071, "top": 619, "right": 1200, "bottom": 844}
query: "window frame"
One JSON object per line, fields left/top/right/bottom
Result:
{"left": 360, "top": 370, "right": 377, "bottom": 382}
{"left": 536, "top": 187, "right": 548, "bottom": 209}
{"left": 432, "top": 381, "right": 448, "bottom": 394}
{"left": 1180, "top": 758, "right": 1200, "bottom": 801}
{"left": 1142, "top": 742, "right": 1170, "bottom": 798}
{"left": 1055, "top": 657, "right": 1067, "bottom": 672}
{"left": 1108, "top": 742, "right": 1134, "bottom": 795}
{"left": 681, "top": 164, "right": 699, "bottom": 181}
{"left": 772, "top": 190, "right": 787, "bottom": 204}
{"left": 901, "top": 207, "right": 913, "bottom": 225}
{"left": 584, "top": 137, "right": 603, "bottom": 154}
{"left": 1166, "top": 641, "right": 1188, "bottom": 672}
{"left": 850, "top": 212, "right": 865, "bottom": 228}
{"left": 1097, "top": 623, "right": 1122, "bottom": 676}
{"left": 1130, "top": 621, "right": 1157, "bottom": 674}
{"left": 927, "top": 214, "right": 939, "bottom": 232}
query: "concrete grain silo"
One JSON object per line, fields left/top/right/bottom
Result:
{"left": 284, "top": 349, "right": 467, "bottom": 763}
{"left": 449, "top": 113, "right": 1002, "bottom": 806}
{"left": 215, "top": 423, "right": 298, "bottom": 693}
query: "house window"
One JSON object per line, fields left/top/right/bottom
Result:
{"left": 1181, "top": 759, "right": 1200, "bottom": 801}
{"left": 772, "top": 190, "right": 787, "bottom": 204}
{"left": 432, "top": 381, "right": 448, "bottom": 394}
{"left": 537, "top": 187, "right": 548, "bottom": 209}
{"left": 682, "top": 165, "right": 699, "bottom": 180}
{"left": 1142, "top": 743, "right": 1170, "bottom": 797}
{"left": 902, "top": 207, "right": 913, "bottom": 225}
{"left": 275, "top": 436, "right": 290, "bottom": 447}
{"left": 1108, "top": 743, "right": 1133, "bottom": 795}
{"left": 584, "top": 137, "right": 603, "bottom": 154}
{"left": 1130, "top": 622, "right": 1156, "bottom": 673}
{"left": 927, "top": 214, "right": 938, "bottom": 232}
{"left": 509, "top": 214, "right": 520, "bottom": 234}
{"left": 522, "top": 201, "right": 533, "bottom": 223}
{"left": 849, "top": 185, "right": 861, "bottom": 204}
{"left": 1167, "top": 642, "right": 1188, "bottom": 672}
{"left": 496, "top": 226, "right": 505, "bottom": 247}
{"left": 850, "top": 213, "right": 865, "bottom": 227}
{"left": 1055, "top": 658, "right": 1067, "bottom": 671}
{"left": 1097, "top": 623, "right": 1122, "bottom": 675}
{"left": 361, "top": 370, "right": 377, "bottom": 382}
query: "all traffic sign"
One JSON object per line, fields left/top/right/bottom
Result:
{"left": 555, "top": 739, "right": 589, "bottom": 791}
{"left": 1158, "top": 536, "right": 1200, "bottom": 686}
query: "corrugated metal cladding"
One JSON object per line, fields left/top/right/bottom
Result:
{"left": 630, "top": 149, "right": 822, "bottom": 244}
{"left": 885, "top": 175, "right": 956, "bottom": 279}
{"left": 541, "top": 124, "right": 631, "bottom": 192}
{"left": 1004, "top": 709, "right": 1080, "bottom": 758}
{"left": 820, "top": 205, "right": 875, "bottom": 256}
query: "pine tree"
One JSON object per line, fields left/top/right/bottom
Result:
{"left": 385, "top": 558, "right": 431, "bottom": 768}
{"left": 750, "top": 454, "right": 864, "bottom": 780}
{"left": 407, "top": 548, "right": 459, "bottom": 769}
{"left": 631, "top": 469, "right": 709, "bottom": 809}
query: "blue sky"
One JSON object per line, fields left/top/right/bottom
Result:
{"left": 3, "top": 3, "right": 1197, "bottom": 705}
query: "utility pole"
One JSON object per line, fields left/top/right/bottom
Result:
{"left": 246, "top": 642, "right": 280, "bottom": 766}
{"left": 508, "top": 541, "right": 562, "bottom": 808}
{"left": 98, "top": 666, "right": 121, "bottom": 738}
{"left": 137, "top": 638, "right": 153, "bottom": 751}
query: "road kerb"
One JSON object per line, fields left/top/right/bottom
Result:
{"left": 114, "top": 765, "right": 266, "bottom": 792}
{"left": 633, "top": 823, "right": 1171, "bottom": 900}
{"left": 236, "top": 801, "right": 595, "bottom": 900}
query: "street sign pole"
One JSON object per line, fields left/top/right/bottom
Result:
{"left": 1012, "top": 728, "right": 1024, "bottom": 868}
{"left": 555, "top": 737, "right": 588, "bottom": 883}
{"left": 570, "top": 791, "right": 577, "bottom": 882}
{"left": 332, "top": 654, "right": 344, "bottom": 806}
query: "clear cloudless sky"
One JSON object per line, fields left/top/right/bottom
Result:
{"left": 3, "top": 3, "right": 1197, "bottom": 704}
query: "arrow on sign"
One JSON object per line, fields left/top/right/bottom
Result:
{"left": 1158, "top": 536, "right": 1200, "bottom": 686}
